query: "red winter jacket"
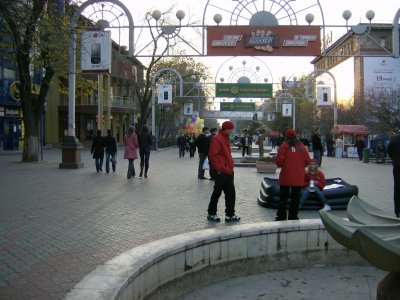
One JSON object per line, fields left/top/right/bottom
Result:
{"left": 304, "top": 170, "right": 326, "bottom": 190}
{"left": 209, "top": 129, "right": 234, "bottom": 175}
{"left": 276, "top": 141, "right": 310, "bottom": 186}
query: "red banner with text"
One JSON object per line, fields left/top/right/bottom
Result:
{"left": 207, "top": 26, "right": 321, "bottom": 56}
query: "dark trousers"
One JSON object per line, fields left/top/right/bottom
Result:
{"left": 242, "top": 146, "right": 250, "bottom": 157}
{"left": 393, "top": 166, "right": 400, "bottom": 216}
{"left": 105, "top": 152, "right": 116, "bottom": 173}
{"left": 95, "top": 154, "right": 104, "bottom": 172}
{"left": 198, "top": 152, "right": 207, "bottom": 178}
{"left": 179, "top": 146, "right": 185, "bottom": 157}
{"left": 276, "top": 186, "right": 301, "bottom": 220}
{"left": 127, "top": 159, "right": 136, "bottom": 178}
{"left": 208, "top": 172, "right": 236, "bottom": 217}
{"left": 139, "top": 148, "right": 150, "bottom": 169}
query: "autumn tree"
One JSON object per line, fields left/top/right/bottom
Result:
{"left": 0, "top": 0, "right": 70, "bottom": 162}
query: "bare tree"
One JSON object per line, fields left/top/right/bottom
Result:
{"left": 365, "top": 86, "right": 400, "bottom": 134}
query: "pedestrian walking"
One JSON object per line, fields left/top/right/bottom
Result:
{"left": 104, "top": 129, "right": 117, "bottom": 173}
{"left": 207, "top": 121, "right": 240, "bottom": 222}
{"left": 311, "top": 127, "right": 323, "bottom": 166}
{"left": 355, "top": 136, "right": 366, "bottom": 161}
{"left": 177, "top": 132, "right": 187, "bottom": 158}
{"left": 208, "top": 128, "right": 218, "bottom": 180}
{"left": 124, "top": 126, "right": 139, "bottom": 179}
{"left": 196, "top": 126, "right": 209, "bottom": 179}
{"left": 387, "top": 131, "right": 400, "bottom": 218}
{"left": 240, "top": 130, "right": 253, "bottom": 157}
{"left": 189, "top": 133, "right": 197, "bottom": 158}
{"left": 91, "top": 129, "right": 105, "bottom": 172}
{"left": 275, "top": 129, "right": 310, "bottom": 221}
{"left": 299, "top": 159, "right": 331, "bottom": 211}
{"left": 138, "top": 125, "right": 153, "bottom": 178}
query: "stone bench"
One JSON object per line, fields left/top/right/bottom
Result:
{"left": 65, "top": 220, "right": 367, "bottom": 300}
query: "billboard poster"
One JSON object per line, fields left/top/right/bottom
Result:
{"left": 363, "top": 57, "right": 400, "bottom": 91}
{"left": 157, "top": 84, "right": 172, "bottom": 104}
{"left": 207, "top": 26, "right": 320, "bottom": 56}
{"left": 184, "top": 103, "right": 193, "bottom": 115}
{"left": 317, "top": 86, "right": 332, "bottom": 106}
{"left": 282, "top": 103, "right": 292, "bottom": 117}
{"left": 81, "top": 31, "right": 112, "bottom": 74}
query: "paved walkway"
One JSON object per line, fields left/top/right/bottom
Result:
{"left": 0, "top": 146, "right": 395, "bottom": 299}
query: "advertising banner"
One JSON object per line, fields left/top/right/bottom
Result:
{"left": 220, "top": 102, "right": 256, "bottom": 111}
{"left": 81, "top": 31, "right": 112, "bottom": 74}
{"left": 183, "top": 103, "right": 193, "bottom": 115}
{"left": 215, "top": 83, "right": 273, "bottom": 98}
{"left": 157, "top": 84, "right": 172, "bottom": 104}
{"left": 317, "top": 86, "right": 332, "bottom": 106}
{"left": 207, "top": 26, "right": 320, "bottom": 56}
{"left": 282, "top": 103, "right": 292, "bottom": 117}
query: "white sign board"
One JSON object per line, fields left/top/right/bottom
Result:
{"left": 81, "top": 31, "right": 111, "bottom": 74}
{"left": 364, "top": 57, "right": 400, "bottom": 91}
{"left": 282, "top": 103, "right": 292, "bottom": 117}
{"left": 317, "top": 85, "right": 332, "bottom": 106}
{"left": 157, "top": 84, "right": 172, "bottom": 104}
{"left": 184, "top": 103, "right": 193, "bottom": 115}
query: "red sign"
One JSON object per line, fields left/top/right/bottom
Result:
{"left": 207, "top": 26, "right": 321, "bottom": 56}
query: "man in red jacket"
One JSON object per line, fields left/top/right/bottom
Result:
{"left": 275, "top": 128, "right": 310, "bottom": 221}
{"left": 207, "top": 121, "right": 240, "bottom": 222}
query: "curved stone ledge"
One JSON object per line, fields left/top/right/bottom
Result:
{"left": 64, "top": 219, "right": 367, "bottom": 300}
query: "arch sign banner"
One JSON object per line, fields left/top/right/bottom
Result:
{"left": 207, "top": 26, "right": 320, "bottom": 56}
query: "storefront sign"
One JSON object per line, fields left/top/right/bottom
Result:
{"left": 220, "top": 102, "right": 256, "bottom": 111}
{"left": 208, "top": 26, "right": 320, "bottom": 56}
{"left": 216, "top": 83, "right": 272, "bottom": 98}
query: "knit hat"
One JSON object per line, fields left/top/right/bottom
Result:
{"left": 285, "top": 128, "right": 297, "bottom": 138}
{"left": 222, "top": 121, "right": 234, "bottom": 130}
{"left": 309, "top": 159, "right": 318, "bottom": 165}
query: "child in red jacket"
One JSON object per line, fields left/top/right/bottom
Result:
{"left": 299, "top": 159, "right": 331, "bottom": 211}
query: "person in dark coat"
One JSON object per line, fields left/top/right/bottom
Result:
{"left": 189, "top": 133, "right": 197, "bottom": 158}
{"left": 177, "top": 133, "right": 187, "bottom": 158}
{"left": 240, "top": 131, "right": 253, "bottom": 157}
{"left": 104, "top": 129, "right": 117, "bottom": 173}
{"left": 355, "top": 136, "right": 366, "bottom": 161}
{"left": 207, "top": 128, "right": 218, "bottom": 180}
{"left": 196, "top": 127, "right": 209, "bottom": 179}
{"left": 311, "top": 127, "right": 323, "bottom": 166}
{"left": 387, "top": 132, "right": 400, "bottom": 218}
{"left": 138, "top": 125, "right": 153, "bottom": 178}
{"left": 275, "top": 129, "right": 311, "bottom": 221}
{"left": 91, "top": 129, "right": 105, "bottom": 172}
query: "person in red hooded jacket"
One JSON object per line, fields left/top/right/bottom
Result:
{"left": 275, "top": 129, "right": 310, "bottom": 221}
{"left": 207, "top": 121, "right": 240, "bottom": 222}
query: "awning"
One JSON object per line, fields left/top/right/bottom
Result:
{"left": 331, "top": 125, "right": 369, "bottom": 135}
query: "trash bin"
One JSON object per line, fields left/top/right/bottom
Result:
{"left": 363, "top": 148, "right": 371, "bottom": 163}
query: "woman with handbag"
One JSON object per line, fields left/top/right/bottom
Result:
{"left": 104, "top": 129, "right": 117, "bottom": 173}
{"left": 124, "top": 126, "right": 139, "bottom": 179}
{"left": 137, "top": 125, "right": 153, "bottom": 178}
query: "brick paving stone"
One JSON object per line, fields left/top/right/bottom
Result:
{"left": 0, "top": 147, "right": 395, "bottom": 300}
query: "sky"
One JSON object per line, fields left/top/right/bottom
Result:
{"left": 115, "top": 0, "right": 399, "bottom": 98}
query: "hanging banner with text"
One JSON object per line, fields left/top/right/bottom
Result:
{"left": 215, "top": 83, "right": 273, "bottom": 98}
{"left": 207, "top": 26, "right": 320, "bottom": 56}
{"left": 220, "top": 102, "right": 256, "bottom": 111}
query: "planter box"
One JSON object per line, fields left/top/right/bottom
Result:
{"left": 256, "top": 161, "right": 277, "bottom": 173}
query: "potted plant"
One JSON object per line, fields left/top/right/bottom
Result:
{"left": 256, "top": 155, "right": 277, "bottom": 173}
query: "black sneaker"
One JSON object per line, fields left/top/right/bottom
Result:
{"left": 207, "top": 214, "right": 221, "bottom": 222}
{"left": 225, "top": 215, "right": 240, "bottom": 222}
